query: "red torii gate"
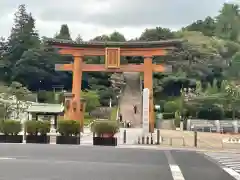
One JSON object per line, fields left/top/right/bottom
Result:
{"left": 45, "top": 38, "right": 182, "bottom": 132}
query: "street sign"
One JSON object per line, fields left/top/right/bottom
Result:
{"left": 142, "top": 88, "right": 149, "bottom": 134}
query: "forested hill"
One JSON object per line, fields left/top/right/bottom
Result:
{"left": 0, "top": 3, "right": 240, "bottom": 110}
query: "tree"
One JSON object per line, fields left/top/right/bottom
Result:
{"left": 109, "top": 31, "right": 126, "bottom": 41}
{"left": 10, "top": 47, "right": 72, "bottom": 91}
{"left": 184, "top": 17, "right": 216, "bottom": 37}
{"left": 81, "top": 90, "right": 100, "bottom": 112}
{"left": 91, "top": 35, "right": 110, "bottom": 41}
{"left": 55, "top": 24, "right": 72, "bottom": 40}
{"left": 215, "top": 3, "right": 240, "bottom": 41}
{"left": 75, "top": 34, "right": 83, "bottom": 43}
{"left": 227, "top": 51, "right": 240, "bottom": 79}
{"left": 139, "top": 27, "right": 175, "bottom": 41}
{"left": 224, "top": 82, "right": 240, "bottom": 119}
{"left": 3, "top": 4, "right": 40, "bottom": 81}
{"left": 5, "top": 82, "right": 34, "bottom": 120}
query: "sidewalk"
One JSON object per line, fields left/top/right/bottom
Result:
{"left": 160, "top": 129, "right": 240, "bottom": 150}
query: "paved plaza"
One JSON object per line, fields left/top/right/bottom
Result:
{"left": 0, "top": 144, "right": 238, "bottom": 180}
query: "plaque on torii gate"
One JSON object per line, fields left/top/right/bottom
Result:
{"left": 45, "top": 38, "right": 183, "bottom": 133}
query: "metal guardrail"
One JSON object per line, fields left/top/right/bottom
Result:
{"left": 161, "top": 137, "right": 186, "bottom": 146}
{"left": 188, "top": 119, "right": 240, "bottom": 133}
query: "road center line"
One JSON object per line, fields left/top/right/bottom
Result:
{"left": 164, "top": 151, "right": 185, "bottom": 180}
{"left": 0, "top": 157, "right": 16, "bottom": 160}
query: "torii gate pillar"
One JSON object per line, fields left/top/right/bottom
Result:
{"left": 144, "top": 56, "right": 154, "bottom": 133}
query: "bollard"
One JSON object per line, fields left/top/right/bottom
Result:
{"left": 142, "top": 136, "right": 145, "bottom": 144}
{"left": 194, "top": 131, "right": 197, "bottom": 147}
{"left": 123, "top": 129, "right": 126, "bottom": 144}
{"left": 146, "top": 136, "right": 149, "bottom": 144}
{"left": 138, "top": 136, "right": 141, "bottom": 144}
{"left": 150, "top": 133, "right": 153, "bottom": 144}
{"left": 156, "top": 129, "right": 160, "bottom": 145}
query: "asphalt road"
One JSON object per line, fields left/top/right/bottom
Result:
{"left": 0, "top": 144, "right": 236, "bottom": 180}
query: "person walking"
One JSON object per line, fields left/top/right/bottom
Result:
{"left": 133, "top": 105, "right": 137, "bottom": 114}
{"left": 119, "top": 114, "right": 123, "bottom": 122}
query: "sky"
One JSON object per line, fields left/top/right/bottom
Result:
{"left": 0, "top": 0, "right": 234, "bottom": 41}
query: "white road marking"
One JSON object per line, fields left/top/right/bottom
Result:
{"left": 223, "top": 167, "right": 240, "bottom": 180}
{"left": 169, "top": 164, "right": 185, "bottom": 180}
{"left": 164, "top": 151, "right": 185, "bottom": 180}
{"left": 205, "top": 152, "right": 240, "bottom": 179}
{"left": 0, "top": 157, "right": 16, "bottom": 160}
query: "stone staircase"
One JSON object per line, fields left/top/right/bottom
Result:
{"left": 120, "top": 72, "right": 142, "bottom": 127}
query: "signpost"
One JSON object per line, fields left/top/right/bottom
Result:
{"left": 142, "top": 88, "right": 150, "bottom": 134}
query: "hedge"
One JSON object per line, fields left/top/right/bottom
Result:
{"left": 0, "top": 120, "right": 22, "bottom": 135}
{"left": 162, "top": 113, "right": 175, "bottom": 119}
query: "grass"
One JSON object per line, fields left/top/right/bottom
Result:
{"left": 110, "top": 106, "right": 118, "bottom": 121}
{"left": 84, "top": 106, "right": 118, "bottom": 126}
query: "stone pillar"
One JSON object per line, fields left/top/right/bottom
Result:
{"left": 232, "top": 120, "right": 238, "bottom": 134}
{"left": 215, "top": 120, "right": 220, "bottom": 133}
{"left": 80, "top": 98, "right": 86, "bottom": 132}
{"left": 28, "top": 113, "right": 32, "bottom": 120}
{"left": 187, "top": 119, "right": 191, "bottom": 131}
{"left": 180, "top": 121, "right": 184, "bottom": 131}
{"left": 50, "top": 116, "right": 56, "bottom": 133}
{"left": 63, "top": 93, "right": 75, "bottom": 120}
{"left": 143, "top": 56, "right": 154, "bottom": 133}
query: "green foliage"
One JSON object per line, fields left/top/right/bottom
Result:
{"left": 37, "top": 90, "right": 55, "bottom": 103}
{"left": 197, "top": 105, "right": 225, "bottom": 120}
{"left": 57, "top": 120, "right": 80, "bottom": 136}
{"left": 7, "top": 81, "right": 35, "bottom": 101}
{"left": 225, "top": 109, "right": 240, "bottom": 119}
{"left": 163, "top": 101, "right": 179, "bottom": 113}
{"left": 82, "top": 90, "right": 100, "bottom": 112}
{"left": 215, "top": 3, "right": 240, "bottom": 41}
{"left": 0, "top": 120, "right": 22, "bottom": 135}
{"left": 139, "top": 27, "right": 175, "bottom": 41}
{"left": 25, "top": 120, "right": 39, "bottom": 135}
{"left": 174, "top": 111, "right": 181, "bottom": 127}
{"left": 184, "top": 17, "right": 216, "bottom": 37}
{"left": 38, "top": 121, "right": 50, "bottom": 135}
{"left": 1, "top": 3, "right": 240, "bottom": 122}
{"left": 91, "top": 120, "right": 119, "bottom": 137}
{"left": 228, "top": 52, "right": 240, "bottom": 78}
{"left": 25, "top": 120, "right": 50, "bottom": 135}
{"left": 110, "top": 107, "right": 118, "bottom": 121}
{"left": 55, "top": 24, "right": 72, "bottom": 40}
{"left": 162, "top": 113, "right": 175, "bottom": 119}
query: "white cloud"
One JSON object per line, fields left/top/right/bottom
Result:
{"left": 0, "top": 0, "right": 231, "bottom": 40}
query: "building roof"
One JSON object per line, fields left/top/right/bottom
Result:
{"left": 43, "top": 37, "right": 184, "bottom": 48}
{"left": 26, "top": 103, "right": 64, "bottom": 113}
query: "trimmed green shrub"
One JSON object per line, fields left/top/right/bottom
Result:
{"left": 57, "top": 120, "right": 80, "bottom": 136}
{"left": 25, "top": 120, "right": 39, "bottom": 135}
{"left": 91, "top": 120, "right": 119, "bottom": 137}
{"left": 197, "top": 105, "right": 224, "bottom": 120}
{"left": 25, "top": 120, "right": 51, "bottom": 135}
{"left": 39, "top": 121, "right": 51, "bottom": 135}
{"left": 162, "top": 113, "right": 175, "bottom": 119}
{"left": 174, "top": 111, "right": 181, "bottom": 127}
{"left": 224, "top": 109, "right": 240, "bottom": 119}
{"left": 163, "top": 101, "right": 179, "bottom": 113}
{"left": 0, "top": 120, "right": 22, "bottom": 135}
